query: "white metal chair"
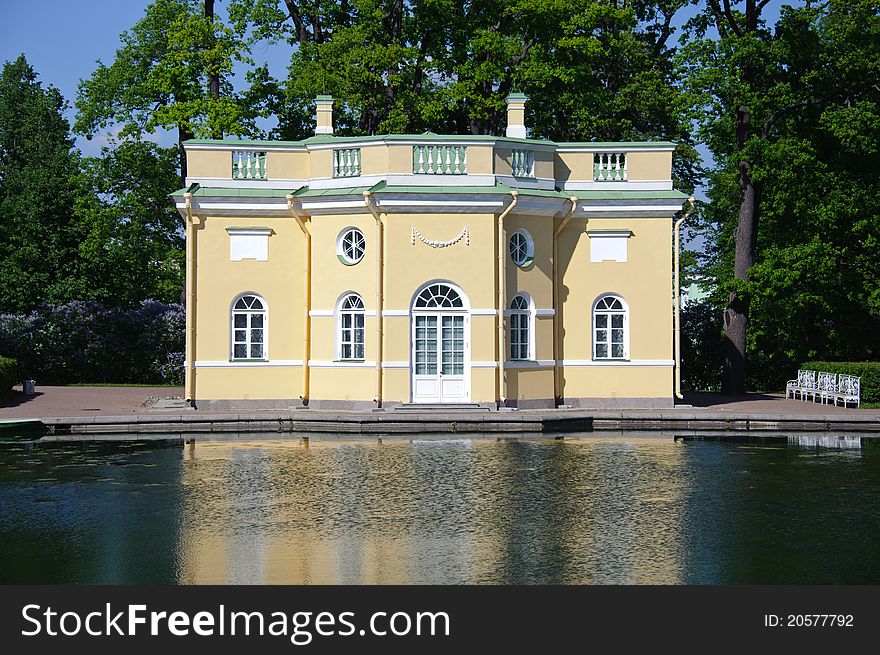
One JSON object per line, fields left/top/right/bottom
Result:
{"left": 816, "top": 371, "right": 837, "bottom": 404}
{"left": 833, "top": 374, "right": 861, "bottom": 408}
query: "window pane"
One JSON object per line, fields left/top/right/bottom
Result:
{"left": 251, "top": 314, "right": 263, "bottom": 328}
{"left": 596, "top": 314, "right": 607, "bottom": 328}
{"left": 341, "top": 344, "right": 351, "bottom": 359}
{"left": 596, "top": 343, "right": 608, "bottom": 358}
{"left": 250, "top": 344, "right": 263, "bottom": 359}
{"left": 611, "top": 314, "right": 623, "bottom": 328}
{"left": 611, "top": 343, "right": 624, "bottom": 359}
{"left": 234, "top": 314, "right": 247, "bottom": 328}
{"left": 234, "top": 329, "right": 246, "bottom": 343}
{"left": 595, "top": 329, "right": 606, "bottom": 343}
{"left": 234, "top": 344, "right": 247, "bottom": 358}
{"left": 355, "top": 344, "right": 364, "bottom": 359}
{"left": 251, "top": 328, "right": 263, "bottom": 344}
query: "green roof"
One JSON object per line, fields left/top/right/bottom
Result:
{"left": 170, "top": 184, "right": 689, "bottom": 202}
{"left": 169, "top": 186, "right": 302, "bottom": 198}
{"left": 293, "top": 186, "right": 375, "bottom": 197}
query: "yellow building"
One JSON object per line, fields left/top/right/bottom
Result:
{"left": 173, "top": 94, "right": 689, "bottom": 409}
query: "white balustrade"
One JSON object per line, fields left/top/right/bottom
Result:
{"left": 593, "top": 153, "right": 627, "bottom": 181}
{"left": 413, "top": 145, "right": 467, "bottom": 175}
{"left": 333, "top": 148, "right": 362, "bottom": 177}
{"left": 232, "top": 151, "right": 267, "bottom": 179}
{"left": 511, "top": 149, "right": 535, "bottom": 178}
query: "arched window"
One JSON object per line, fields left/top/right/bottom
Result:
{"left": 414, "top": 283, "right": 464, "bottom": 308}
{"left": 232, "top": 294, "right": 266, "bottom": 360}
{"left": 336, "top": 227, "right": 366, "bottom": 265}
{"left": 593, "top": 295, "right": 627, "bottom": 360}
{"left": 509, "top": 229, "right": 534, "bottom": 267}
{"left": 337, "top": 293, "right": 365, "bottom": 360}
{"left": 509, "top": 295, "right": 532, "bottom": 360}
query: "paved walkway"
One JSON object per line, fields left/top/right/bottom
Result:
{"left": 1, "top": 386, "right": 184, "bottom": 419}
{"left": 1, "top": 386, "right": 877, "bottom": 420}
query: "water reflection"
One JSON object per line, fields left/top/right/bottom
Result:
{"left": 1, "top": 437, "right": 878, "bottom": 584}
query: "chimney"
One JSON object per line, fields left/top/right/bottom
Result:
{"left": 505, "top": 92, "right": 528, "bottom": 139}
{"left": 314, "top": 95, "right": 334, "bottom": 135}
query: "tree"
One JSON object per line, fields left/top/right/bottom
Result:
{"left": 75, "top": 0, "right": 260, "bottom": 186}
{"left": 229, "top": 0, "right": 699, "bottom": 188}
{"left": 74, "top": 142, "right": 184, "bottom": 306}
{"left": 685, "top": 0, "right": 880, "bottom": 392}
{"left": 0, "top": 56, "right": 85, "bottom": 313}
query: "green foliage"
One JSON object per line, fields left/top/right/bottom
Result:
{"left": 684, "top": 0, "right": 880, "bottom": 391}
{"left": 74, "top": 142, "right": 184, "bottom": 305}
{"left": 0, "top": 356, "right": 17, "bottom": 393}
{"left": 0, "top": 56, "right": 86, "bottom": 312}
{"left": 229, "top": 0, "right": 698, "bottom": 187}
{"left": 800, "top": 362, "right": 880, "bottom": 404}
{"left": 680, "top": 299, "right": 723, "bottom": 391}
{"left": 75, "top": 0, "right": 263, "bottom": 155}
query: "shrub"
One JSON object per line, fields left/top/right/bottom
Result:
{"left": 0, "top": 356, "right": 17, "bottom": 393}
{"left": 800, "top": 361, "right": 880, "bottom": 403}
{"left": 0, "top": 301, "right": 183, "bottom": 385}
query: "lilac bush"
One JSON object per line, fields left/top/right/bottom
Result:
{"left": 0, "top": 301, "right": 184, "bottom": 385}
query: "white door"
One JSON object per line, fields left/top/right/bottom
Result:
{"left": 412, "top": 313, "right": 469, "bottom": 403}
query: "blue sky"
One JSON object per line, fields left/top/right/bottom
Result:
{"left": 0, "top": 0, "right": 290, "bottom": 154}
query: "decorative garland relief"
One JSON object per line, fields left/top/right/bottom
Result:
{"left": 411, "top": 225, "right": 470, "bottom": 248}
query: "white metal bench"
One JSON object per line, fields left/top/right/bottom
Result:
{"left": 787, "top": 369, "right": 861, "bottom": 408}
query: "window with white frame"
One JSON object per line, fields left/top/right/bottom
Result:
{"left": 593, "top": 295, "right": 627, "bottom": 359}
{"left": 337, "top": 294, "right": 365, "bottom": 360}
{"left": 509, "top": 229, "right": 534, "bottom": 267}
{"left": 509, "top": 295, "right": 532, "bottom": 360}
{"left": 336, "top": 227, "right": 366, "bottom": 265}
{"left": 232, "top": 294, "right": 266, "bottom": 360}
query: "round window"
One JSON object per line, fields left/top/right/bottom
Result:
{"left": 509, "top": 230, "right": 534, "bottom": 267}
{"left": 337, "top": 227, "right": 366, "bottom": 265}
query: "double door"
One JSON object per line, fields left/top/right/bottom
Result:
{"left": 411, "top": 313, "right": 469, "bottom": 403}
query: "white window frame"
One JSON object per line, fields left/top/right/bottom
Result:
{"left": 336, "top": 227, "right": 366, "bottom": 265}
{"left": 336, "top": 293, "right": 366, "bottom": 360}
{"left": 508, "top": 293, "right": 535, "bottom": 361}
{"left": 509, "top": 229, "right": 534, "bottom": 267}
{"left": 231, "top": 293, "right": 268, "bottom": 361}
{"left": 592, "top": 294, "right": 628, "bottom": 360}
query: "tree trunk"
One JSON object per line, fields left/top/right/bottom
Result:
{"left": 722, "top": 104, "right": 760, "bottom": 394}
{"left": 205, "top": 0, "right": 221, "bottom": 139}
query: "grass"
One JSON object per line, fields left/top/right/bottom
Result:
{"left": 859, "top": 402, "right": 880, "bottom": 409}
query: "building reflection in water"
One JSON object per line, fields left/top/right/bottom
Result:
{"left": 176, "top": 437, "right": 690, "bottom": 584}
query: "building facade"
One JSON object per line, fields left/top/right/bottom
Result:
{"left": 173, "top": 94, "right": 688, "bottom": 409}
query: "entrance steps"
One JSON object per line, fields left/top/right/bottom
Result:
{"left": 393, "top": 403, "right": 491, "bottom": 412}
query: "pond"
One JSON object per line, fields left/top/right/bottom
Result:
{"left": 1, "top": 436, "right": 878, "bottom": 584}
